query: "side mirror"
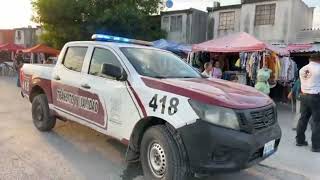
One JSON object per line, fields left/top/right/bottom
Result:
{"left": 101, "top": 63, "right": 127, "bottom": 81}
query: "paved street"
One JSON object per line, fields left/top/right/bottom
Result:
{"left": 0, "top": 76, "right": 318, "bottom": 180}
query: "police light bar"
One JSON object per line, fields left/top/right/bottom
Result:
{"left": 91, "top": 34, "right": 153, "bottom": 46}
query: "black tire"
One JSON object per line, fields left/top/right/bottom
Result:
{"left": 32, "top": 94, "right": 56, "bottom": 131}
{"left": 140, "top": 125, "right": 188, "bottom": 180}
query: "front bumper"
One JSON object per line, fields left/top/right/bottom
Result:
{"left": 178, "top": 120, "right": 281, "bottom": 174}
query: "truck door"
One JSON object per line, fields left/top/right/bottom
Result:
{"left": 52, "top": 46, "right": 89, "bottom": 117}
{"left": 80, "top": 46, "right": 139, "bottom": 137}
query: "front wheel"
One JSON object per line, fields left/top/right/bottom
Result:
{"left": 140, "top": 125, "right": 188, "bottom": 180}
{"left": 32, "top": 94, "right": 56, "bottom": 131}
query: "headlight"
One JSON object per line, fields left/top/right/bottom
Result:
{"left": 189, "top": 100, "right": 240, "bottom": 130}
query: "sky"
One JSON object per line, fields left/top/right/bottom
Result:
{"left": 0, "top": 0, "right": 319, "bottom": 29}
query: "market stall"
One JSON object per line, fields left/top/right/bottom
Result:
{"left": 22, "top": 44, "right": 60, "bottom": 64}
{"left": 287, "top": 43, "right": 314, "bottom": 69}
{"left": 0, "top": 43, "right": 24, "bottom": 63}
{"left": 190, "top": 32, "right": 294, "bottom": 100}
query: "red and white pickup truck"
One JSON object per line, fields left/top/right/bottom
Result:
{"left": 20, "top": 35, "right": 281, "bottom": 180}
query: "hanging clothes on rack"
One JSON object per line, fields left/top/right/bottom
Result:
{"left": 247, "top": 52, "right": 261, "bottom": 84}
{"left": 287, "top": 58, "right": 296, "bottom": 82}
{"left": 265, "top": 53, "right": 279, "bottom": 82}
{"left": 279, "top": 56, "right": 290, "bottom": 81}
{"left": 239, "top": 52, "right": 248, "bottom": 69}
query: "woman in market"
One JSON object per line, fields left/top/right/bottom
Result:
{"left": 201, "top": 62, "right": 213, "bottom": 78}
{"left": 212, "top": 61, "right": 222, "bottom": 79}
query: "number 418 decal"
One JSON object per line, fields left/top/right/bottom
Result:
{"left": 149, "top": 94, "right": 179, "bottom": 115}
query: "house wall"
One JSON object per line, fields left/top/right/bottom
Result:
{"left": 208, "top": 8, "right": 241, "bottom": 39}
{"left": 161, "top": 13, "right": 188, "bottom": 43}
{"left": 14, "top": 27, "right": 39, "bottom": 48}
{"left": 0, "top": 30, "right": 14, "bottom": 44}
{"left": 289, "top": 0, "right": 314, "bottom": 42}
{"left": 161, "top": 9, "right": 208, "bottom": 44}
{"left": 240, "top": 0, "right": 289, "bottom": 43}
{"left": 190, "top": 10, "right": 208, "bottom": 43}
{"left": 208, "top": 0, "right": 314, "bottom": 43}
{"left": 296, "top": 30, "right": 320, "bottom": 43}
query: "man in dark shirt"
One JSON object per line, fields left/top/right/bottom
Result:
{"left": 14, "top": 51, "right": 24, "bottom": 87}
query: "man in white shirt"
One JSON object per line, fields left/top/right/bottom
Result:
{"left": 297, "top": 54, "right": 320, "bottom": 152}
{"left": 201, "top": 62, "right": 213, "bottom": 78}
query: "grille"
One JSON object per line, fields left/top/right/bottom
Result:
{"left": 250, "top": 107, "right": 275, "bottom": 130}
{"left": 249, "top": 148, "right": 263, "bottom": 162}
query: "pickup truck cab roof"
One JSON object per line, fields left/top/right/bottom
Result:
{"left": 65, "top": 40, "right": 158, "bottom": 49}
{"left": 20, "top": 38, "right": 281, "bottom": 179}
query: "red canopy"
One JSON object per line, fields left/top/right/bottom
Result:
{"left": 266, "top": 44, "right": 290, "bottom": 56}
{"left": 23, "top": 44, "right": 60, "bottom": 56}
{"left": 0, "top": 43, "right": 24, "bottom": 51}
{"left": 193, "top": 32, "right": 267, "bottom": 53}
{"left": 287, "top": 44, "right": 312, "bottom": 53}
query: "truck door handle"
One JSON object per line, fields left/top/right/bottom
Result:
{"left": 81, "top": 84, "right": 91, "bottom": 89}
{"left": 54, "top": 75, "right": 61, "bottom": 81}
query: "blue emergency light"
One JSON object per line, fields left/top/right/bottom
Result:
{"left": 91, "top": 34, "right": 152, "bottom": 46}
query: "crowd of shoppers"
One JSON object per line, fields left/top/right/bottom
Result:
{"left": 202, "top": 54, "right": 320, "bottom": 153}
{"left": 201, "top": 61, "right": 223, "bottom": 79}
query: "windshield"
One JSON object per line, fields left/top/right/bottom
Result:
{"left": 120, "top": 47, "right": 201, "bottom": 78}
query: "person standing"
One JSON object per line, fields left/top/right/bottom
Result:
{"left": 14, "top": 51, "right": 24, "bottom": 87}
{"left": 201, "top": 62, "right": 213, "bottom": 78}
{"left": 296, "top": 54, "right": 320, "bottom": 152}
{"left": 288, "top": 78, "right": 301, "bottom": 130}
{"left": 212, "top": 61, "right": 222, "bottom": 79}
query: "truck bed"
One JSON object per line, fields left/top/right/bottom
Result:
{"left": 22, "top": 64, "right": 55, "bottom": 80}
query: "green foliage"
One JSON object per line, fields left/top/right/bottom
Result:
{"left": 32, "top": 0, "right": 166, "bottom": 49}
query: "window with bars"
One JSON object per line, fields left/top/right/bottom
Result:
{"left": 255, "top": 4, "right": 276, "bottom": 26}
{"left": 162, "top": 16, "right": 169, "bottom": 30}
{"left": 218, "top": 11, "right": 235, "bottom": 30}
{"left": 170, "top": 15, "right": 182, "bottom": 32}
{"left": 163, "top": 16, "right": 169, "bottom": 26}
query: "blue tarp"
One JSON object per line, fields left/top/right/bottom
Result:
{"left": 152, "top": 39, "right": 192, "bottom": 54}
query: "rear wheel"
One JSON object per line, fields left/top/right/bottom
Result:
{"left": 140, "top": 125, "right": 188, "bottom": 180}
{"left": 32, "top": 94, "right": 56, "bottom": 131}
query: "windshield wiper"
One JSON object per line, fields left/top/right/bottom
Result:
{"left": 150, "top": 76, "right": 197, "bottom": 79}
{"left": 151, "top": 76, "right": 168, "bottom": 79}
{"left": 179, "top": 76, "right": 197, "bottom": 78}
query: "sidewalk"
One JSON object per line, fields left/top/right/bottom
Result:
{"left": 262, "top": 103, "right": 320, "bottom": 180}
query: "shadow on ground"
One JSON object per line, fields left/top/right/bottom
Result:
{"left": 39, "top": 121, "right": 307, "bottom": 180}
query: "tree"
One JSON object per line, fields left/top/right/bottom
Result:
{"left": 32, "top": 0, "right": 166, "bottom": 49}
